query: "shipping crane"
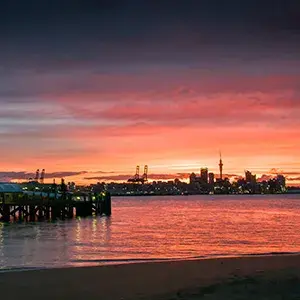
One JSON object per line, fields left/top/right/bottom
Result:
{"left": 34, "top": 169, "right": 40, "bottom": 182}
{"left": 128, "top": 165, "right": 148, "bottom": 184}
{"left": 40, "top": 169, "right": 45, "bottom": 184}
{"left": 141, "top": 165, "right": 148, "bottom": 183}
{"left": 128, "top": 165, "right": 140, "bottom": 183}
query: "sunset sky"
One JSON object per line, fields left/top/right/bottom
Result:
{"left": 1, "top": 0, "right": 300, "bottom": 185}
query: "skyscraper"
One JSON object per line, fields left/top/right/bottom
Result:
{"left": 189, "top": 172, "right": 197, "bottom": 184}
{"left": 219, "top": 152, "right": 223, "bottom": 180}
{"left": 245, "top": 170, "right": 252, "bottom": 182}
{"left": 208, "top": 172, "right": 215, "bottom": 185}
{"left": 200, "top": 168, "right": 208, "bottom": 184}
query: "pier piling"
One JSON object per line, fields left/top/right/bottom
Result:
{"left": 0, "top": 191, "right": 111, "bottom": 222}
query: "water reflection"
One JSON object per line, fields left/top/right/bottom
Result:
{"left": 0, "top": 195, "right": 300, "bottom": 269}
{"left": 74, "top": 218, "right": 83, "bottom": 262}
{"left": 75, "top": 218, "right": 81, "bottom": 244}
{"left": 99, "top": 216, "right": 111, "bottom": 244}
{"left": 92, "top": 217, "right": 97, "bottom": 241}
{"left": 70, "top": 216, "right": 112, "bottom": 265}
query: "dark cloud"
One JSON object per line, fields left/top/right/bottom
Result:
{"left": 1, "top": 0, "right": 299, "bottom": 72}
{"left": 268, "top": 169, "right": 300, "bottom": 176}
{"left": 44, "top": 171, "right": 88, "bottom": 178}
{"left": 257, "top": 172, "right": 300, "bottom": 182}
{"left": 91, "top": 171, "right": 117, "bottom": 174}
{"left": 84, "top": 173, "right": 191, "bottom": 182}
{"left": 85, "top": 174, "right": 135, "bottom": 181}
{"left": 1, "top": 0, "right": 300, "bottom": 33}
{"left": 257, "top": 174, "right": 274, "bottom": 182}
{"left": 85, "top": 171, "right": 300, "bottom": 183}
{"left": 85, "top": 173, "right": 240, "bottom": 182}
{"left": 0, "top": 171, "right": 87, "bottom": 181}
{"left": 287, "top": 177, "right": 300, "bottom": 181}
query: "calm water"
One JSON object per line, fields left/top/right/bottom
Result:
{"left": 0, "top": 195, "right": 300, "bottom": 270}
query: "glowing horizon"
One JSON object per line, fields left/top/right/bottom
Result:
{"left": 1, "top": 1, "right": 299, "bottom": 186}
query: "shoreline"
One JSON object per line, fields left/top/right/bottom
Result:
{"left": 1, "top": 254, "right": 300, "bottom": 299}
{"left": 1, "top": 251, "right": 300, "bottom": 273}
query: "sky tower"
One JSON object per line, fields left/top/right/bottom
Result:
{"left": 219, "top": 152, "right": 223, "bottom": 180}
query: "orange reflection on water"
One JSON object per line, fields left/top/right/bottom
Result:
{"left": 1, "top": 195, "right": 300, "bottom": 269}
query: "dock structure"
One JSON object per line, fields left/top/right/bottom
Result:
{"left": 0, "top": 183, "right": 111, "bottom": 222}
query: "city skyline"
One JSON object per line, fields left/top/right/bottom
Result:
{"left": 1, "top": 156, "right": 299, "bottom": 187}
{"left": 1, "top": 1, "right": 300, "bottom": 185}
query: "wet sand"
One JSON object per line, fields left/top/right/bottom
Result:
{"left": 1, "top": 254, "right": 300, "bottom": 299}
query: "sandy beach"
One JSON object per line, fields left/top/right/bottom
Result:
{"left": 0, "top": 254, "right": 300, "bottom": 299}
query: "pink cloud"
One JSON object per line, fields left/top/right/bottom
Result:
{"left": 54, "top": 89, "right": 300, "bottom": 131}
{"left": 1, "top": 70, "right": 300, "bottom": 178}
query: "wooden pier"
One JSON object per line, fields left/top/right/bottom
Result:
{"left": 0, "top": 189, "right": 111, "bottom": 222}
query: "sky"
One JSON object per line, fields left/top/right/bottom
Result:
{"left": 0, "top": 0, "right": 300, "bottom": 185}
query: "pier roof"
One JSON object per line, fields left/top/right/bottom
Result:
{"left": 0, "top": 183, "right": 23, "bottom": 193}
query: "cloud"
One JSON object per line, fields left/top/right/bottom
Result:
{"left": 84, "top": 172, "right": 241, "bottom": 182}
{"left": 287, "top": 177, "right": 300, "bottom": 181}
{"left": 257, "top": 172, "right": 300, "bottom": 183}
{"left": 0, "top": 171, "right": 87, "bottom": 182}
{"left": 43, "top": 171, "right": 88, "bottom": 178}
{"left": 90, "top": 171, "right": 117, "bottom": 174}
{"left": 1, "top": 68, "right": 300, "bottom": 101}
{"left": 0, "top": 1, "right": 299, "bottom": 179}
{"left": 268, "top": 169, "right": 300, "bottom": 176}
{"left": 56, "top": 88, "right": 300, "bottom": 131}
{"left": 257, "top": 174, "right": 274, "bottom": 182}
{"left": 85, "top": 174, "right": 134, "bottom": 182}
{"left": 84, "top": 173, "right": 191, "bottom": 182}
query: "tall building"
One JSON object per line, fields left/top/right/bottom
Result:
{"left": 245, "top": 170, "right": 257, "bottom": 184}
{"left": 189, "top": 172, "right": 197, "bottom": 184}
{"left": 245, "top": 170, "right": 252, "bottom": 183}
{"left": 200, "top": 168, "right": 208, "bottom": 184}
{"left": 276, "top": 175, "right": 286, "bottom": 192}
{"left": 219, "top": 152, "right": 223, "bottom": 180}
{"left": 208, "top": 172, "right": 215, "bottom": 185}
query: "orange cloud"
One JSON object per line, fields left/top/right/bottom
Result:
{"left": 0, "top": 70, "right": 299, "bottom": 183}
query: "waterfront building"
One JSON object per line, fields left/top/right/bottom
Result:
{"left": 208, "top": 172, "right": 215, "bottom": 185}
{"left": 245, "top": 170, "right": 252, "bottom": 183}
{"left": 189, "top": 172, "right": 197, "bottom": 184}
{"left": 200, "top": 168, "right": 208, "bottom": 184}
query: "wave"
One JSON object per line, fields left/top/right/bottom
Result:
{"left": 70, "top": 257, "right": 176, "bottom": 263}
{"left": 240, "top": 251, "right": 300, "bottom": 256}
{"left": 183, "top": 251, "right": 300, "bottom": 261}
{"left": 1, "top": 251, "right": 300, "bottom": 273}
{"left": 70, "top": 251, "right": 300, "bottom": 265}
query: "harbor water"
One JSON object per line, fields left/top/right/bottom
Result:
{"left": 0, "top": 194, "right": 300, "bottom": 270}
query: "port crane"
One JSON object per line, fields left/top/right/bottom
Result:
{"left": 33, "top": 168, "right": 46, "bottom": 184}
{"left": 128, "top": 165, "right": 148, "bottom": 184}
